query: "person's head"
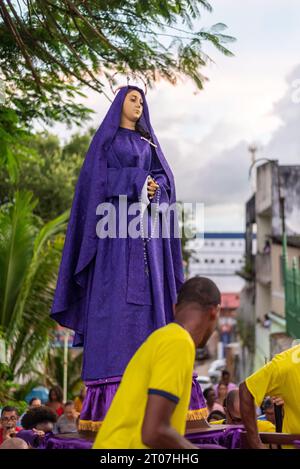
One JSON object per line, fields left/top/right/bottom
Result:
{"left": 207, "top": 410, "right": 226, "bottom": 423}
{"left": 174, "top": 277, "right": 221, "bottom": 348}
{"left": 0, "top": 406, "right": 18, "bottom": 431}
{"left": 221, "top": 370, "right": 231, "bottom": 385}
{"left": 21, "top": 405, "right": 57, "bottom": 433}
{"left": 262, "top": 397, "right": 275, "bottom": 424}
{"left": 224, "top": 389, "right": 242, "bottom": 425}
{"left": 48, "top": 385, "right": 63, "bottom": 403}
{"left": 0, "top": 438, "right": 28, "bottom": 450}
{"left": 203, "top": 387, "right": 216, "bottom": 407}
{"left": 121, "top": 88, "right": 143, "bottom": 128}
{"left": 217, "top": 383, "right": 228, "bottom": 401}
{"left": 29, "top": 398, "right": 42, "bottom": 409}
{"left": 64, "top": 401, "right": 76, "bottom": 420}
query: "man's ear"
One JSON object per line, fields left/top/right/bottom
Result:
{"left": 210, "top": 305, "right": 220, "bottom": 320}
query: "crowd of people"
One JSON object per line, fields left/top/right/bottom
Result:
{"left": 0, "top": 385, "right": 86, "bottom": 449}
{"left": 202, "top": 370, "right": 279, "bottom": 434}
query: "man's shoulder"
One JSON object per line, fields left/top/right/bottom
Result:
{"left": 149, "top": 323, "right": 193, "bottom": 346}
{"left": 272, "top": 344, "right": 300, "bottom": 368}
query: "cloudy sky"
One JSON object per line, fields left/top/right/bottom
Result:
{"left": 47, "top": 0, "right": 300, "bottom": 231}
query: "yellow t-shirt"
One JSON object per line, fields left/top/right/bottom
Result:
{"left": 93, "top": 323, "right": 195, "bottom": 449}
{"left": 245, "top": 344, "right": 300, "bottom": 434}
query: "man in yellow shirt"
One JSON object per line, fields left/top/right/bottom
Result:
{"left": 240, "top": 344, "right": 300, "bottom": 448}
{"left": 93, "top": 276, "right": 221, "bottom": 449}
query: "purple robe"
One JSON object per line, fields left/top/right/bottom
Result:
{"left": 81, "top": 126, "right": 176, "bottom": 380}
{"left": 51, "top": 86, "right": 206, "bottom": 426}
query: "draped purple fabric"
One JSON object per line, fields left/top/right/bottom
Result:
{"left": 186, "top": 426, "right": 244, "bottom": 449}
{"left": 38, "top": 433, "right": 93, "bottom": 450}
{"left": 80, "top": 373, "right": 207, "bottom": 427}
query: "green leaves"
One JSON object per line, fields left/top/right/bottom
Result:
{"left": 0, "top": 1, "right": 235, "bottom": 127}
{"left": 0, "top": 190, "right": 68, "bottom": 380}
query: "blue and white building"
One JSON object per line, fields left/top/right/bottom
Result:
{"left": 187, "top": 233, "right": 246, "bottom": 293}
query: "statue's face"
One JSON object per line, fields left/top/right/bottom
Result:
{"left": 122, "top": 90, "right": 143, "bottom": 123}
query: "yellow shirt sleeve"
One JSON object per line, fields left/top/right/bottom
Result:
{"left": 148, "top": 337, "right": 195, "bottom": 404}
{"left": 245, "top": 359, "right": 281, "bottom": 408}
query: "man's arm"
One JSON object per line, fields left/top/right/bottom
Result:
{"left": 141, "top": 394, "right": 197, "bottom": 449}
{"left": 239, "top": 382, "right": 265, "bottom": 449}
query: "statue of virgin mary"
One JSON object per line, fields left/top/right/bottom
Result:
{"left": 51, "top": 85, "right": 207, "bottom": 430}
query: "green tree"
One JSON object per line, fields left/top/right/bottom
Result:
{"left": 0, "top": 190, "right": 68, "bottom": 398}
{"left": 45, "top": 347, "right": 83, "bottom": 399}
{"left": 0, "top": 129, "right": 93, "bottom": 221}
{"left": 0, "top": 0, "right": 235, "bottom": 126}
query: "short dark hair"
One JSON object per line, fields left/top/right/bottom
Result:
{"left": 262, "top": 397, "right": 273, "bottom": 411}
{"left": 64, "top": 400, "right": 74, "bottom": 407}
{"left": 203, "top": 387, "right": 214, "bottom": 400}
{"left": 222, "top": 369, "right": 230, "bottom": 376}
{"left": 177, "top": 277, "right": 221, "bottom": 310}
{"left": 21, "top": 406, "right": 57, "bottom": 429}
{"left": 1, "top": 406, "right": 18, "bottom": 416}
{"left": 29, "top": 397, "right": 40, "bottom": 406}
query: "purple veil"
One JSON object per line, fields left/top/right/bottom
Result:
{"left": 51, "top": 85, "right": 184, "bottom": 341}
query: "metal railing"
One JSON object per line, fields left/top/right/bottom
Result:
{"left": 283, "top": 237, "right": 300, "bottom": 339}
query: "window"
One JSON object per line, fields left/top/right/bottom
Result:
{"left": 220, "top": 259, "right": 225, "bottom": 264}
{"left": 231, "top": 259, "right": 235, "bottom": 263}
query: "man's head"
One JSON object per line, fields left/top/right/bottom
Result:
{"left": 224, "top": 389, "right": 242, "bottom": 425}
{"left": 174, "top": 277, "right": 221, "bottom": 348}
{"left": 0, "top": 406, "right": 18, "bottom": 431}
{"left": 21, "top": 406, "right": 57, "bottom": 433}
{"left": 203, "top": 387, "right": 216, "bottom": 407}
{"left": 29, "top": 398, "right": 42, "bottom": 409}
{"left": 262, "top": 397, "right": 275, "bottom": 424}
{"left": 221, "top": 369, "right": 231, "bottom": 385}
{"left": 64, "top": 401, "right": 76, "bottom": 420}
{"left": 0, "top": 438, "right": 28, "bottom": 450}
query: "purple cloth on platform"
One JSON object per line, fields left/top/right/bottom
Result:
{"left": 38, "top": 433, "right": 92, "bottom": 450}
{"left": 186, "top": 426, "right": 243, "bottom": 449}
{"left": 80, "top": 377, "right": 121, "bottom": 423}
{"left": 80, "top": 373, "right": 207, "bottom": 424}
{"left": 196, "top": 443, "right": 226, "bottom": 449}
{"left": 51, "top": 86, "right": 184, "bottom": 383}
